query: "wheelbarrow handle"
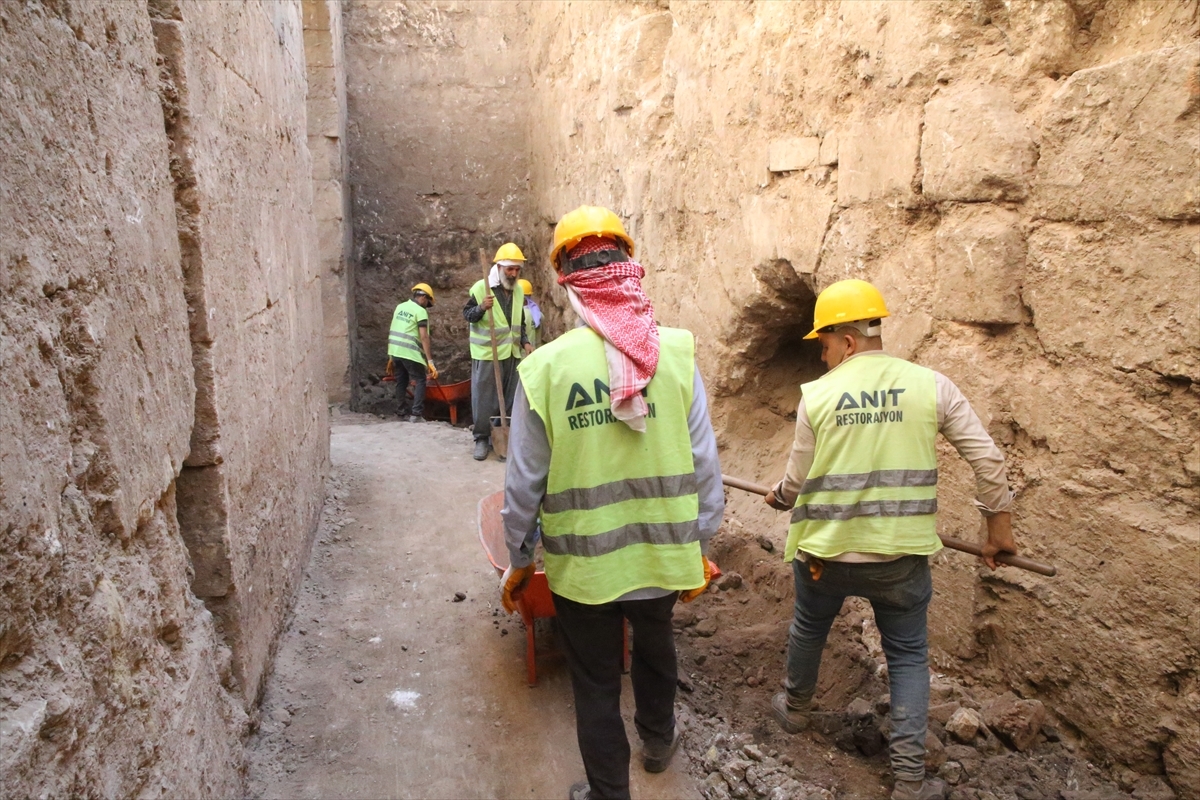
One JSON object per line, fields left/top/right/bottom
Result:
{"left": 720, "top": 474, "right": 1056, "bottom": 577}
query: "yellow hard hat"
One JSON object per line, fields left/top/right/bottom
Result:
{"left": 804, "top": 279, "right": 889, "bottom": 339}
{"left": 494, "top": 242, "right": 526, "bottom": 263}
{"left": 550, "top": 205, "right": 635, "bottom": 270}
{"left": 411, "top": 282, "right": 436, "bottom": 304}
{"left": 518, "top": 279, "right": 533, "bottom": 297}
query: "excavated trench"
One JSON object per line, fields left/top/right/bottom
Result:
{"left": 329, "top": 1, "right": 1198, "bottom": 796}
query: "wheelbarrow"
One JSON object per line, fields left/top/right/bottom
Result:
{"left": 477, "top": 489, "right": 720, "bottom": 687}
{"left": 383, "top": 368, "right": 471, "bottom": 425}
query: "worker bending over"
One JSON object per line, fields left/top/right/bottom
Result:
{"left": 764, "top": 279, "right": 1018, "bottom": 800}
{"left": 463, "top": 243, "right": 532, "bottom": 460}
{"left": 387, "top": 283, "right": 437, "bottom": 422}
{"left": 501, "top": 206, "right": 724, "bottom": 800}
{"left": 518, "top": 278, "right": 542, "bottom": 351}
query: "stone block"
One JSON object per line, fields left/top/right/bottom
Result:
{"left": 921, "top": 85, "right": 1035, "bottom": 202}
{"left": 769, "top": 137, "right": 820, "bottom": 172}
{"left": 818, "top": 131, "right": 838, "bottom": 166}
{"left": 1025, "top": 221, "right": 1200, "bottom": 380}
{"left": 740, "top": 186, "right": 833, "bottom": 279}
{"left": 1036, "top": 44, "right": 1200, "bottom": 221}
{"left": 933, "top": 206, "right": 1026, "bottom": 324}
{"left": 610, "top": 11, "right": 673, "bottom": 111}
{"left": 945, "top": 707, "right": 983, "bottom": 743}
{"left": 304, "top": 27, "right": 335, "bottom": 69}
{"left": 982, "top": 692, "right": 1047, "bottom": 752}
{"left": 838, "top": 109, "right": 921, "bottom": 206}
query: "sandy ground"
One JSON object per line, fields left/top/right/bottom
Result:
{"left": 246, "top": 410, "right": 698, "bottom": 800}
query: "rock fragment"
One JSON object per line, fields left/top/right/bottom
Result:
{"left": 946, "top": 707, "right": 983, "bottom": 743}
{"left": 982, "top": 692, "right": 1046, "bottom": 752}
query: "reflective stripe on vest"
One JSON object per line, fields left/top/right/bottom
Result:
{"left": 543, "top": 473, "right": 697, "bottom": 514}
{"left": 785, "top": 354, "right": 941, "bottom": 561}
{"left": 519, "top": 326, "right": 704, "bottom": 604}
{"left": 387, "top": 300, "right": 426, "bottom": 364}
{"left": 468, "top": 280, "right": 523, "bottom": 361}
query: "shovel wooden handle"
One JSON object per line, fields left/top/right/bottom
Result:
{"left": 721, "top": 474, "right": 1056, "bottom": 577}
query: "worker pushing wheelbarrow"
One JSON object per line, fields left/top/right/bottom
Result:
{"left": 483, "top": 206, "right": 728, "bottom": 800}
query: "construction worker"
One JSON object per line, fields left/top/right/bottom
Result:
{"left": 763, "top": 279, "right": 1017, "bottom": 800}
{"left": 500, "top": 206, "right": 724, "bottom": 800}
{"left": 387, "top": 283, "right": 437, "bottom": 422}
{"left": 518, "top": 277, "right": 542, "bottom": 351}
{"left": 463, "top": 243, "right": 533, "bottom": 460}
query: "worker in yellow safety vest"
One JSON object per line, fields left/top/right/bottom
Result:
{"left": 463, "top": 243, "right": 533, "bottom": 461}
{"left": 499, "top": 206, "right": 725, "bottom": 800}
{"left": 762, "top": 279, "right": 1018, "bottom": 800}
{"left": 518, "top": 278, "right": 542, "bottom": 352}
{"left": 387, "top": 283, "right": 437, "bottom": 422}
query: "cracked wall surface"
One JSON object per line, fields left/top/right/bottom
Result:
{"left": 1, "top": 0, "right": 329, "bottom": 795}
{"left": 342, "top": 0, "right": 1198, "bottom": 793}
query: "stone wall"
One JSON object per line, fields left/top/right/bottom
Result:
{"left": 518, "top": 1, "right": 1199, "bottom": 793}
{"left": 0, "top": 0, "right": 328, "bottom": 795}
{"left": 306, "top": 0, "right": 353, "bottom": 405}
{"left": 344, "top": 0, "right": 539, "bottom": 411}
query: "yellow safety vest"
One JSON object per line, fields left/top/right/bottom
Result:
{"left": 387, "top": 300, "right": 427, "bottom": 365}
{"left": 469, "top": 280, "right": 524, "bottom": 361}
{"left": 519, "top": 326, "right": 704, "bottom": 604}
{"left": 786, "top": 354, "right": 942, "bottom": 561}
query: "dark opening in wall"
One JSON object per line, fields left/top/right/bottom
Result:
{"left": 723, "top": 259, "right": 825, "bottom": 416}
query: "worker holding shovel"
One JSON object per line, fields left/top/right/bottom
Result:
{"left": 463, "top": 243, "right": 533, "bottom": 461}
{"left": 762, "top": 279, "right": 1018, "bottom": 800}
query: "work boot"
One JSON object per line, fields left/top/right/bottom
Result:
{"left": 771, "top": 691, "right": 811, "bottom": 734}
{"left": 567, "top": 780, "right": 590, "bottom": 800}
{"left": 891, "top": 778, "right": 948, "bottom": 800}
{"left": 642, "top": 727, "right": 680, "bottom": 773}
{"left": 473, "top": 439, "right": 489, "bottom": 461}
{"left": 409, "top": 414, "right": 425, "bottom": 423}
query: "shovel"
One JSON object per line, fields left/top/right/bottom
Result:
{"left": 721, "top": 474, "right": 1056, "bottom": 577}
{"left": 481, "top": 252, "right": 509, "bottom": 458}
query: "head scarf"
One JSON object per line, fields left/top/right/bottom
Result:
{"left": 558, "top": 236, "right": 660, "bottom": 431}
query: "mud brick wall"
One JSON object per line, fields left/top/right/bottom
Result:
{"left": 0, "top": 0, "right": 329, "bottom": 795}
{"left": 519, "top": 2, "right": 1199, "bottom": 793}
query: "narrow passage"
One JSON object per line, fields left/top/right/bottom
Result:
{"left": 247, "top": 411, "right": 697, "bottom": 799}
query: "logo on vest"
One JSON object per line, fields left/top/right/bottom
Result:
{"left": 833, "top": 388, "right": 905, "bottom": 427}
{"left": 564, "top": 379, "right": 655, "bottom": 431}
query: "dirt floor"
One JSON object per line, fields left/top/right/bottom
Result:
{"left": 246, "top": 411, "right": 696, "bottom": 799}
{"left": 247, "top": 411, "right": 1162, "bottom": 800}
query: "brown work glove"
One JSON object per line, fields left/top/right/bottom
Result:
{"left": 426, "top": 361, "right": 438, "bottom": 380}
{"left": 679, "top": 555, "right": 713, "bottom": 603}
{"left": 500, "top": 564, "right": 536, "bottom": 613}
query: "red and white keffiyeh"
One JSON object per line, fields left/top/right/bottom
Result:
{"left": 559, "top": 236, "right": 660, "bottom": 432}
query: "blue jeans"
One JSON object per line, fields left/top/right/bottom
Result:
{"left": 785, "top": 555, "right": 932, "bottom": 781}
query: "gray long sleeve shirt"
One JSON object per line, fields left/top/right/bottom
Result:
{"left": 501, "top": 362, "right": 725, "bottom": 600}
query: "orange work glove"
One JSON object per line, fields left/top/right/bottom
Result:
{"left": 500, "top": 564, "right": 536, "bottom": 614}
{"left": 426, "top": 361, "right": 439, "bottom": 380}
{"left": 679, "top": 555, "right": 713, "bottom": 603}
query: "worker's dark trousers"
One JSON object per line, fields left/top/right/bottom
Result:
{"left": 394, "top": 358, "right": 426, "bottom": 417}
{"left": 552, "top": 592, "right": 679, "bottom": 800}
{"left": 470, "top": 357, "right": 518, "bottom": 441}
{"left": 786, "top": 555, "right": 932, "bottom": 781}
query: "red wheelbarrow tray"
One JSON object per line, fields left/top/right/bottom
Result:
{"left": 477, "top": 489, "right": 720, "bottom": 687}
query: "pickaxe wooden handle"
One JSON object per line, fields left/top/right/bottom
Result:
{"left": 721, "top": 474, "right": 1057, "bottom": 577}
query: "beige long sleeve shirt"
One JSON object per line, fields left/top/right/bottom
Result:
{"left": 773, "top": 351, "right": 1013, "bottom": 562}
